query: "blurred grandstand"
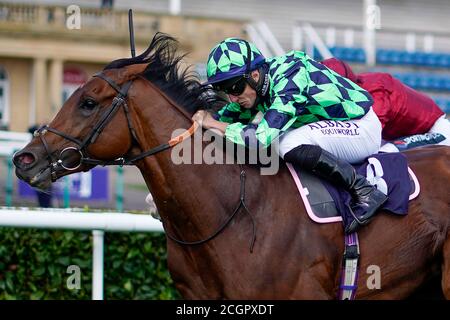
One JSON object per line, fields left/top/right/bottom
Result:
{"left": 0, "top": 0, "right": 449, "bottom": 131}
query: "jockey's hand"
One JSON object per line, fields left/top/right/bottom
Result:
{"left": 202, "top": 112, "right": 216, "bottom": 129}
{"left": 192, "top": 110, "right": 228, "bottom": 135}
{"left": 192, "top": 110, "right": 216, "bottom": 129}
{"left": 192, "top": 110, "right": 207, "bottom": 126}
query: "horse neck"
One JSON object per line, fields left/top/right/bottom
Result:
{"left": 129, "top": 80, "right": 250, "bottom": 240}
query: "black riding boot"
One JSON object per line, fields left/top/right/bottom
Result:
{"left": 284, "top": 145, "right": 388, "bottom": 234}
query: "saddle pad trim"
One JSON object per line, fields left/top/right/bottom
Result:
{"left": 287, "top": 163, "right": 342, "bottom": 224}
{"left": 408, "top": 167, "right": 420, "bottom": 201}
{"left": 287, "top": 163, "right": 421, "bottom": 224}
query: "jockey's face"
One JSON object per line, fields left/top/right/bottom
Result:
{"left": 228, "top": 70, "right": 260, "bottom": 109}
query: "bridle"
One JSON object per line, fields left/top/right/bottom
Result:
{"left": 33, "top": 72, "right": 257, "bottom": 252}
{"left": 34, "top": 72, "right": 197, "bottom": 180}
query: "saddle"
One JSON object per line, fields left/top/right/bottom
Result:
{"left": 287, "top": 152, "right": 420, "bottom": 224}
{"left": 286, "top": 152, "right": 420, "bottom": 300}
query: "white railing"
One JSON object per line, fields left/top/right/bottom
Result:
{"left": 245, "top": 24, "right": 272, "bottom": 58}
{"left": 0, "top": 207, "right": 164, "bottom": 300}
{"left": 0, "top": 130, "right": 32, "bottom": 206}
{"left": 246, "top": 21, "right": 285, "bottom": 58}
{"left": 304, "top": 23, "right": 334, "bottom": 60}
{"left": 0, "top": 130, "right": 31, "bottom": 156}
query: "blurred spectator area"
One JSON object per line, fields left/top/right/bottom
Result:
{"left": 0, "top": 1, "right": 246, "bottom": 61}
{"left": 302, "top": 21, "right": 450, "bottom": 113}
{"left": 0, "top": 0, "right": 449, "bottom": 133}
{"left": 0, "top": 1, "right": 247, "bottom": 132}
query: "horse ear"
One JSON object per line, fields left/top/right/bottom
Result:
{"left": 123, "top": 63, "right": 150, "bottom": 78}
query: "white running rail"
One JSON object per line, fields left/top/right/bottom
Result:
{"left": 0, "top": 207, "right": 164, "bottom": 300}
{"left": 246, "top": 21, "right": 285, "bottom": 58}
{"left": 300, "top": 22, "right": 334, "bottom": 60}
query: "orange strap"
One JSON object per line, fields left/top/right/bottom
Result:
{"left": 168, "top": 121, "right": 199, "bottom": 147}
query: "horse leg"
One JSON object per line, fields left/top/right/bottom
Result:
{"left": 442, "top": 237, "right": 450, "bottom": 299}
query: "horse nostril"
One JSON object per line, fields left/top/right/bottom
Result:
{"left": 13, "top": 152, "right": 36, "bottom": 168}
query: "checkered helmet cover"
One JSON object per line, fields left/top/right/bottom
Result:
{"left": 206, "top": 38, "right": 266, "bottom": 84}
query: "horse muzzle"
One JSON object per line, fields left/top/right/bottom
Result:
{"left": 14, "top": 152, "right": 53, "bottom": 190}
{"left": 13, "top": 146, "right": 83, "bottom": 189}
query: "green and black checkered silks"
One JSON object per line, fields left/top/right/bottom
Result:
{"left": 215, "top": 51, "right": 373, "bottom": 148}
{"left": 206, "top": 38, "right": 265, "bottom": 84}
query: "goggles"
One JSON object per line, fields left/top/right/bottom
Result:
{"left": 214, "top": 77, "right": 247, "bottom": 96}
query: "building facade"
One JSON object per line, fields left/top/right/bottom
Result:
{"left": 0, "top": 2, "right": 247, "bottom": 131}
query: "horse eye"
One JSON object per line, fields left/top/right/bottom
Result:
{"left": 80, "top": 99, "right": 97, "bottom": 111}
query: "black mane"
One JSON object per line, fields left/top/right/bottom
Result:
{"left": 104, "top": 32, "right": 227, "bottom": 114}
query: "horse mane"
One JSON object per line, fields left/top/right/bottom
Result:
{"left": 104, "top": 32, "right": 227, "bottom": 114}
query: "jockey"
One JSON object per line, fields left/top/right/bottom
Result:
{"left": 193, "top": 38, "right": 387, "bottom": 234}
{"left": 320, "top": 58, "right": 450, "bottom": 151}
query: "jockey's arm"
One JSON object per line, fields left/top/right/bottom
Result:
{"left": 192, "top": 110, "right": 228, "bottom": 135}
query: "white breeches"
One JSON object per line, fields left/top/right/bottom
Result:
{"left": 277, "top": 108, "right": 382, "bottom": 164}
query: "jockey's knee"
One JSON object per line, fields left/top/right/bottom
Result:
{"left": 430, "top": 115, "right": 450, "bottom": 146}
{"left": 283, "top": 144, "right": 322, "bottom": 170}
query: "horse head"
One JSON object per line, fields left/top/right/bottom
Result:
{"left": 13, "top": 33, "right": 220, "bottom": 191}
{"left": 14, "top": 66, "right": 139, "bottom": 189}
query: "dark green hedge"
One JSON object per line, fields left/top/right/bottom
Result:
{"left": 0, "top": 228, "right": 181, "bottom": 300}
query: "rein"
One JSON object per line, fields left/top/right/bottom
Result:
{"left": 35, "top": 72, "right": 257, "bottom": 252}
{"left": 164, "top": 164, "right": 256, "bottom": 252}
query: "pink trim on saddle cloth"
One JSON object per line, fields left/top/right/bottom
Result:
{"left": 286, "top": 163, "right": 342, "bottom": 224}
{"left": 286, "top": 163, "right": 421, "bottom": 224}
{"left": 407, "top": 167, "right": 420, "bottom": 200}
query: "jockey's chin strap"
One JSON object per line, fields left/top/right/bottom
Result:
{"left": 241, "top": 40, "right": 269, "bottom": 109}
{"left": 35, "top": 72, "right": 257, "bottom": 253}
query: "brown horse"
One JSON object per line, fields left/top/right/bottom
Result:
{"left": 13, "top": 34, "right": 450, "bottom": 299}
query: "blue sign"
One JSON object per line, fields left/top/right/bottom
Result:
{"left": 18, "top": 167, "right": 109, "bottom": 201}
